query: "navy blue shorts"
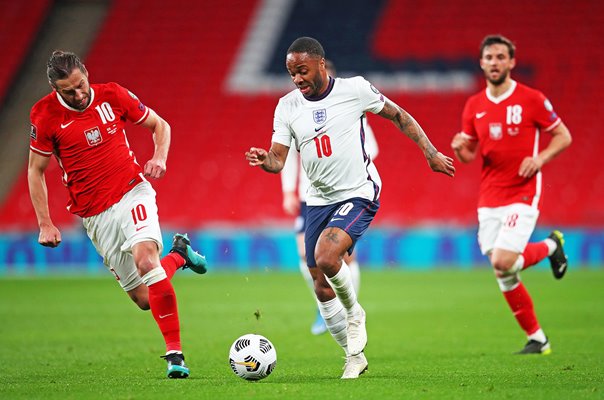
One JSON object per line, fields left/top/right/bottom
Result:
{"left": 305, "top": 197, "right": 380, "bottom": 268}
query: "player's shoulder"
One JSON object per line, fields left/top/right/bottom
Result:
{"left": 94, "top": 82, "right": 126, "bottom": 96}
{"left": 514, "top": 81, "right": 547, "bottom": 100}
{"left": 31, "top": 92, "right": 59, "bottom": 119}
{"left": 464, "top": 89, "right": 486, "bottom": 109}
{"left": 336, "top": 75, "right": 370, "bottom": 90}
{"left": 277, "top": 89, "right": 304, "bottom": 111}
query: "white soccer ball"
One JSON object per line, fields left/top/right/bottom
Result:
{"left": 229, "top": 333, "right": 277, "bottom": 381}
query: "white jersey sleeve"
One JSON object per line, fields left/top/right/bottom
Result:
{"left": 272, "top": 97, "right": 295, "bottom": 147}
{"left": 354, "top": 77, "right": 387, "bottom": 115}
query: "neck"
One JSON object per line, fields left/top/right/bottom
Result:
{"left": 487, "top": 77, "right": 513, "bottom": 98}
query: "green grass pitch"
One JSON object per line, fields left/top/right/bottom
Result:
{"left": 0, "top": 268, "right": 602, "bottom": 399}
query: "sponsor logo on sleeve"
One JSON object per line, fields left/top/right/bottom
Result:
{"left": 138, "top": 102, "right": 145, "bottom": 111}
{"left": 370, "top": 84, "right": 380, "bottom": 94}
{"left": 30, "top": 124, "right": 37, "bottom": 140}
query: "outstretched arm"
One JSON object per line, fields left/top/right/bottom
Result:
{"left": 378, "top": 100, "right": 455, "bottom": 177}
{"left": 246, "top": 142, "right": 290, "bottom": 174}
{"left": 28, "top": 151, "right": 61, "bottom": 247}
{"left": 140, "top": 108, "right": 171, "bottom": 179}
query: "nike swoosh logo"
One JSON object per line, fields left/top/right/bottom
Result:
{"left": 558, "top": 262, "right": 567, "bottom": 273}
{"left": 159, "top": 313, "right": 174, "bottom": 319}
{"left": 60, "top": 121, "right": 75, "bottom": 128}
{"left": 475, "top": 112, "right": 487, "bottom": 119}
{"left": 330, "top": 218, "right": 344, "bottom": 222}
{"left": 235, "top": 361, "right": 257, "bottom": 368}
{"left": 314, "top": 125, "right": 326, "bottom": 132}
{"left": 135, "top": 225, "right": 148, "bottom": 231}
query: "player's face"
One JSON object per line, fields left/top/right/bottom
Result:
{"left": 53, "top": 68, "right": 91, "bottom": 110}
{"left": 480, "top": 44, "right": 516, "bottom": 86}
{"left": 286, "top": 52, "right": 327, "bottom": 97}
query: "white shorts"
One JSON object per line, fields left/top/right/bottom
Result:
{"left": 83, "top": 181, "right": 163, "bottom": 292}
{"left": 477, "top": 203, "right": 539, "bottom": 255}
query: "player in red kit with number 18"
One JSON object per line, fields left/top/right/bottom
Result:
{"left": 451, "top": 35, "right": 572, "bottom": 354}
{"left": 28, "top": 51, "right": 208, "bottom": 378}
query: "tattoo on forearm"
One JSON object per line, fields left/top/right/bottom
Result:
{"left": 398, "top": 109, "right": 437, "bottom": 159}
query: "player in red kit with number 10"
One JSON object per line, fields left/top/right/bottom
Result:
{"left": 451, "top": 35, "right": 572, "bottom": 354}
{"left": 28, "top": 51, "right": 208, "bottom": 378}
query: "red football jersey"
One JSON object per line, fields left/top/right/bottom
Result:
{"left": 30, "top": 82, "right": 150, "bottom": 217}
{"left": 461, "top": 80, "right": 561, "bottom": 208}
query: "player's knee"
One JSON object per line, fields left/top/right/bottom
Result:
{"left": 490, "top": 255, "right": 515, "bottom": 274}
{"left": 315, "top": 253, "right": 338, "bottom": 274}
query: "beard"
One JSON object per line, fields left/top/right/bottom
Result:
{"left": 486, "top": 68, "right": 509, "bottom": 86}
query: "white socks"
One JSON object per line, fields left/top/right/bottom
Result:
{"left": 496, "top": 273, "right": 520, "bottom": 292}
{"left": 528, "top": 328, "right": 547, "bottom": 344}
{"left": 327, "top": 261, "right": 360, "bottom": 316}
{"left": 318, "top": 297, "right": 348, "bottom": 354}
{"left": 544, "top": 238, "right": 557, "bottom": 256}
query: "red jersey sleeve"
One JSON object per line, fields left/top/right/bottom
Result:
{"left": 530, "top": 90, "right": 561, "bottom": 132}
{"left": 109, "top": 82, "right": 150, "bottom": 125}
{"left": 29, "top": 101, "right": 55, "bottom": 157}
{"left": 461, "top": 96, "right": 478, "bottom": 139}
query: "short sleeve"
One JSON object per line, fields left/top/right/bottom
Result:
{"left": 29, "top": 108, "right": 53, "bottom": 157}
{"left": 532, "top": 91, "right": 561, "bottom": 132}
{"left": 271, "top": 99, "right": 294, "bottom": 147}
{"left": 354, "top": 77, "right": 386, "bottom": 115}
{"left": 111, "top": 83, "right": 149, "bottom": 125}
{"left": 461, "top": 98, "right": 478, "bottom": 140}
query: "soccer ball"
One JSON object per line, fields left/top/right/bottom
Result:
{"left": 229, "top": 333, "right": 277, "bottom": 381}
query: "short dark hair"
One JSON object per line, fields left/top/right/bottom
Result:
{"left": 480, "top": 34, "right": 516, "bottom": 59}
{"left": 47, "top": 50, "right": 87, "bottom": 86}
{"left": 287, "top": 37, "right": 325, "bottom": 58}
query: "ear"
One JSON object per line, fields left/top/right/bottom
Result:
{"left": 509, "top": 58, "right": 516, "bottom": 70}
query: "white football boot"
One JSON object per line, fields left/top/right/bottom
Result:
{"left": 346, "top": 304, "right": 367, "bottom": 356}
{"left": 341, "top": 352, "right": 368, "bottom": 379}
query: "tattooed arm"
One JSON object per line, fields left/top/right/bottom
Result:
{"left": 378, "top": 100, "right": 456, "bottom": 177}
{"left": 245, "top": 142, "right": 290, "bottom": 173}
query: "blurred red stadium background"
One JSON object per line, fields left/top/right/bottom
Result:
{"left": 0, "top": 0, "right": 602, "bottom": 231}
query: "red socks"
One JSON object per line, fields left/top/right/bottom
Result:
{"left": 521, "top": 242, "right": 549, "bottom": 270}
{"left": 148, "top": 278, "right": 181, "bottom": 352}
{"left": 161, "top": 253, "right": 185, "bottom": 280}
{"left": 502, "top": 282, "right": 539, "bottom": 335}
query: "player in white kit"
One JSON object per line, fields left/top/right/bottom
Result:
{"left": 246, "top": 37, "right": 455, "bottom": 379}
{"left": 281, "top": 59, "right": 379, "bottom": 336}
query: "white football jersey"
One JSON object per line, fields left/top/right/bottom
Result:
{"left": 273, "top": 76, "right": 385, "bottom": 206}
{"left": 281, "top": 119, "right": 379, "bottom": 203}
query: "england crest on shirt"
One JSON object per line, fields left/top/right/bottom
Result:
{"left": 489, "top": 123, "right": 503, "bottom": 140}
{"left": 313, "top": 109, "right": 327, "bottom": 124}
